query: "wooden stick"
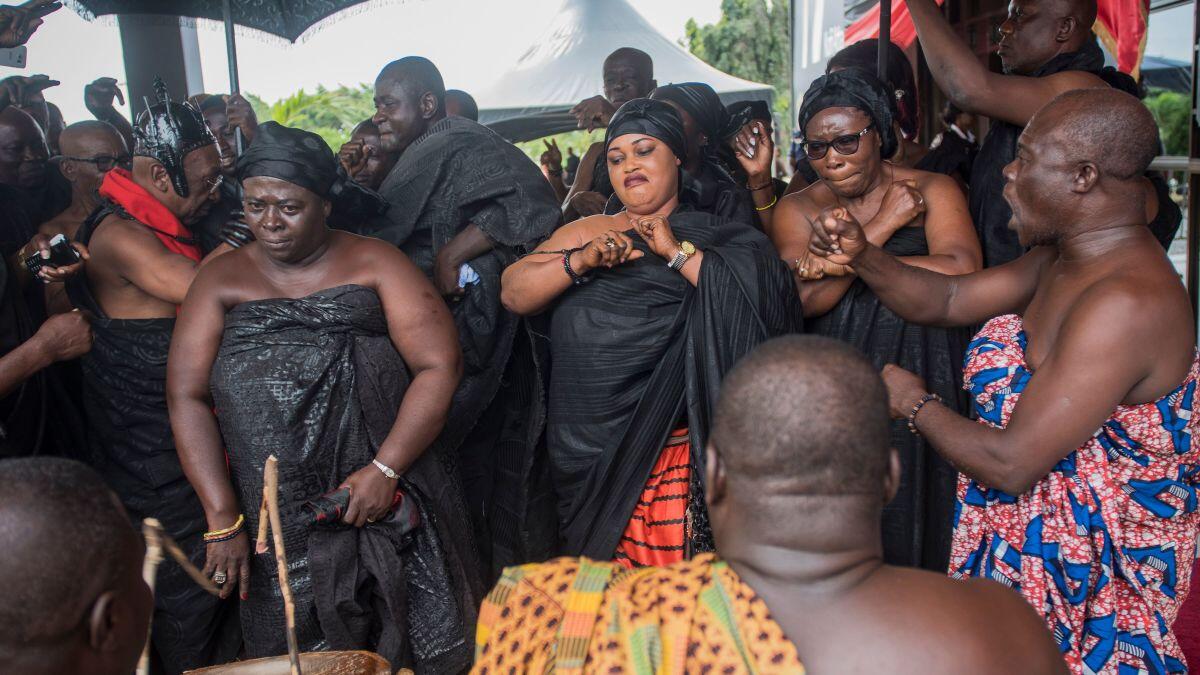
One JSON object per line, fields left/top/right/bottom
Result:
{"left": 136, "top": 519, "right": 165, "bottom": 675}
{"left": 264, "top": 455, "right": 302, "bottom": 675}
{"left": 255, "top": 495, "right": 269, "bottom": 555}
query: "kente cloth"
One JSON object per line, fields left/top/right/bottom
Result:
{"left": 96, "top": 168, "right": 202, "bottom": 262}
{"left": 797, "top": 68, "right": 898, "bottom": 159}
{"left": 916, "top": 128, "right": 977, "bottom": 187}
{"left": 614, "top": 428, "right": 691, "bottom": 569}
{"left": 547, "top": 210, "right": 804, "bottom": 560}
{"left": 65, "top": 202, "right": 238, "bottom": 674}
{"left": 809, "top": 226, "right": 969, "bottom": 571}
{"left": 950, "top": 313, "right": 1200, "bottom": 675}
{"left": 471, "top": 554, "right": 805, "bottom": 674}
{"left": 969, "top": 40, "right": 1181, "bottom": 267}
{"left": 209, "top": 285, "right": 483, "bottom": 674}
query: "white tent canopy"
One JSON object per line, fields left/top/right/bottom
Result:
{"left": 477, "top": 0, "right": 775, "bottom": 142}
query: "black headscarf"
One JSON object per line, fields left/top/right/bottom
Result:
{"left": 236, "top": 121, "right": 339, "bottom": 198}
{"left": 797, "top": 68, "right": 898, "bottom": 159}
{"left": 722, "top": 100, "right": 772, "bottom": 141}
{"left": 604, "top": 98, "right": 687, "bottom": 162}
{"left": 650, "top": 83, "right": 728, "bottom": 158}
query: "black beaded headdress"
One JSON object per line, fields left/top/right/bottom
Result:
{"left": 133, "top": 78, "right": 216, "bottom": 197}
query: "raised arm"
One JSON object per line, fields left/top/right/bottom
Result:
{"left": 890, "top": 283, "right": 1164, "bottom": 494}
{"left": 905, "top": 0, "right": 1104, "bottom": 126}
{"left": 808, "top": 206, "right": 1047, "bottom": 326}
{"left": 166, "top": 260, "right": 246, "bottom": 600}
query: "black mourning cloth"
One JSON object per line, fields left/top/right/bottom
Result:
{"left": 798, "top": 68, "right": 898, "bottom": 159}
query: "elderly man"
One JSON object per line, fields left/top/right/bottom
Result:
{"left": 0, "top": 457, "right": 154, "bottom": 675}
{"left": 169, "top": 122, "right": 483, "bottom": 672}
{"left": 369, "top": 56, "right": 560, "bottom": 576}
{"left": 474, "top": 336, "right": 1066, "bottom": 674}
{"left": 64, "top": 81, "right": 238, "bottom": 675}
{"left": 0, "top": 106, "right": 69, "bottom": 242}
{"left": 808, "top": 88, "right": 1199, "bottom": 674}
{"left": 41, "top": 121, "right": 129, "bottom": 241}
{"left": 562, "top": 47, "right": 657, "bottom": 221}
{"left": 904, "top": 0, "right": 1180, "bottom": 264}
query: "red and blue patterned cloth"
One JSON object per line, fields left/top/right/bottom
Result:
{"left": 951, "top": 314, "right": 1200, "bottom": 674}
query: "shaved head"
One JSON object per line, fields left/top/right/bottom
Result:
{"left": 378, "top": 56, "right": 446, "bottom": 110}
{"left": 711, "top": 335, "right": 891, "bottom": 495}
{"left": 59, "top": 120, "right": 127, "bottom": 158}
{"left": 603, "top": 48, "right": 656, "bottom": 106}
{"left": 1028, "top": 87, "right": 1158, "bottom": 180}
{"left": 604, "top": 47, "right": 653, "bottom": 78}
{"left": 445, "top": 89, "right": 479, "bottom": 122}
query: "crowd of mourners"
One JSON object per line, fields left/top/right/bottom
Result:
{"left": 0, "top": 0, "right": 1198, "bottom": 672}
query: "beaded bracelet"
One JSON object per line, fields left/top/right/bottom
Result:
{"left": 203, "top": 528, "right": 243, "bottom": 544}
{"left": 907, "top": 393, "right": 942, "bottom": 435}
{"left": 203, "top": 513, "right": 245, "bottom": 543}
{"left": 562, "top": 247, "right": 590, "bottom": 285}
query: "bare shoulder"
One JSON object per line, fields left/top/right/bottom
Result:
{"left": 780, "top": 181, "right": 831, "bottom": 217}
{"left": 1044, "top": 69, "right": 1109, "bottom": 94}
{"left": 88, "top": 213, "right": 162, "bottom": 261}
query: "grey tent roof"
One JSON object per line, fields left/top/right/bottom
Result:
{"left": 477, "top": 0, "right": 774, "bottom": 142}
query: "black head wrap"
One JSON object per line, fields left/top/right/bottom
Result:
{"left": 722, "top": 100, "right": 772, "bottom": 141}
{"left": 604, "top": 98, "right": 687, "bottom": 162}
{"left": 797, "top": 68, "right": 898, "bottom": 159}
{"left": 133, "top": 78, "right": 217, "bottom": 198}
{"left": 236, "top": 122, "right": 339, "bottom": 199}
{"left": 650, "top": 82, "right": 728, "bottom": 157}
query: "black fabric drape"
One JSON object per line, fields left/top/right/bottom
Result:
{"left": 808, "top": 226, "right": 970, "bottom": 571}
{"left": 65, "top": 204, "right": 240, "bottom": 674}
{"left": 970, "top": 40, "right": 1181, "bottom": 267}
{"left": 916, "top": 130, "right": 977, "bottom": 188}
{"left": 547, "top": 211, "right": 804, "bottom": 560}
{"left": 209, "top": 284, "right": 482, "bottom": 674}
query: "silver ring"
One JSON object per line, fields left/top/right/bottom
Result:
{"left": 212, "top": 571, "right": 227, "bottom": 585}
{"left": 605, "top": 238, "right": 616, "bottom": 249}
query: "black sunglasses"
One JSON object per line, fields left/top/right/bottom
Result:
{"left": 801, "top": 125, "right": 874, "bottom": 160}
{"left": 62, "top": 154, "right": 132, "bottom": 172}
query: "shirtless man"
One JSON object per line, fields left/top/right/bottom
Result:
{"left": 64, "top": 82, "right": 237, "bottom": 674}
{"left": 473, "top": 336, "right": 1066, "bottom": 674}
{"left": 562, "top": 47, "right": 656, "bottom": 221}
{"left": 808, "top": 88, "right": 1200, "bottom": 674}
{"left": 41, "top": 121, "right": 128, "bottom": 240}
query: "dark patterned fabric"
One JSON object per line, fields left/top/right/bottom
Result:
{"left": 808, "top": 226, "right": 970, "bottom": 572}
{"left": 65, "top": 204, "right": 239, "bottom": 674}
{"left": 236, "top": 121, "right": 338, "bottom": 198}
{"left": 209, "top": 284, "right": 483, "bottom": 674}
{"left": 68, "top": 0, "right": 371, "bottom": 42}
{"left": 547, "top": 210, "right": 804, "bottom": 560}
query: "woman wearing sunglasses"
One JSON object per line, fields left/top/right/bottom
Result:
{"left": 771, "top": 67, "right": 981, "bottom": 574}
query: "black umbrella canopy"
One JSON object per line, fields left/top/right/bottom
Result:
{"left": 67, "top": 0, "right": 374, "bottom": 42}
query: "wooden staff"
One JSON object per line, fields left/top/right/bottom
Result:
{"left": 263, "top": 455, "right": 302, "bottom": 675}
{"left": 136, "top": 518, "right": 222, "bottom": 675}
{"left": 255, "top": 495, "right": 269, "bottom": 555}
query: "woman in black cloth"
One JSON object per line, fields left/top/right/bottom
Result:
{"left": 502, "top": 99, "right": 802, "bottom": 568}
{"left": 167, "top": 123, "right": 483, "bottom": 672}
{"left": 772, "top": 68, "right": 982, "bottom": 572}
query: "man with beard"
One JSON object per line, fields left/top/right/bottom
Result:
{"left": 562, "top": 47, "right": 657, "bottom": 221}
{"left": 904, "top": 0, "right": 1180, "bottom": 265}
{"left": 369, "top": 56, "right": 561, "bottom": 577}
{"left": 64, "top": 81, "right": 239, "bottom": 675}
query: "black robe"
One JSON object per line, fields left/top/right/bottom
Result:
{"left": 917, "top": 128, "right": 977, "bottom": 188}
{"left": 209, "top": 285, "right": 483, "bottom": 674}
{"left": 546, "top": 211, "right": 804, "bottom": 560}
{"left": 970, "top": 40, "right": 1182, "bottom": 266}
{"left": 809, "top": 226, "right": 971, "bottom": 571}
{"left": 66, "top": 204, "right": 240, "bottom": 675}
{"left": 368, "top": 115, "right": 561, "bottom": 574}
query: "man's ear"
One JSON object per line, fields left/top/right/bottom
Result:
{"left": 148, "top": 162, "right": 172, "bottom": 194}
{"left": 1072, "top": 162, "right": 1099, "bottom": 193}
{"left": 59, "top": 159, "right": 77, "bottom": 183}
{"left": 704, "top": 443, "right": 726, "bottom": 509}
{"left": 420, "top": 92, "right": 439, "bottom": 120}
{"left": 87, "top": 591, "right": 119, "bottom": 652}
{"left": 1055, "top": 16, "right": 1078, "bottom": 43}
{"left": 883, "top": 448, "right": 901, "bottom": 504}
{"left": 648, "top": 78, "right": 658, "bottom": 92}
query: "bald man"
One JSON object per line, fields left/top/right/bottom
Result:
{"left": 809, "top": 88, "right": 1199, "bottom": 674}
{"left": 369, "top": 56, "right": 560, "bottom": 576}
{"left": 563, "top": 47, "right": 657, "bottom": 221}
{"left": 474, "top": 336, "right": 1066, "bottom": 674}
{"left": 905, "top": 0, "right": 1180, "bottom": 266}
{"left": 0, "top": 107, "right": 69, "bottom": 250}
{"left": 445, "top": 88, "right": 479, "bottom": 121}
{"left": 41, "top": 121, "right": 129, "bottom": 241}
{"left": 0, "top": 457, "right": 153, "bottom": 675}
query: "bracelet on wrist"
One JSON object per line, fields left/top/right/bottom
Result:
{"left": 203, "top": 513, "right": 245, "bottom": 542}
{"left": 755, "top": 194, "right": 778, "bottom": 211}
{"left": 562, "top": 247, "right": 590, "bottom": 285}
{"left": 906, "top": 393, "right": 941, "bottom": 435}
{"left": 748, "top": 180, "right": 774, "bottom": 191}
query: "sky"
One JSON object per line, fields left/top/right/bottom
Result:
{"left": 4, "top": 0, "right": 723, "bottom": 123}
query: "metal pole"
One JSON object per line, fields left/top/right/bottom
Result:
{"left": 878, "top": 0, "right": 892, "bottom": 79}
{"left": 222, "top": 0, "right": 245, "bottom": 155}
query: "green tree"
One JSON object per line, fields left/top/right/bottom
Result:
{"left": 684, "top": 0, "right": 791, "bottom": 118}
{"left": 245, "top": 84, "right": 375, "bottom": 149}
{"left": 1144, "top": 88, "right": 1190, "bottom": 157}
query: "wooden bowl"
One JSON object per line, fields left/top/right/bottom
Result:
{"left": 184, "top": 650, "right": 395, "bottom": 675}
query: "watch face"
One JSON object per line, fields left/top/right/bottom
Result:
{"left": 680, "top": 241, "right": 696, "bottom": 255}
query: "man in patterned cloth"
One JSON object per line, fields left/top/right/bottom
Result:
{"left": 472, "top": 336, "right": 1063, "bottom": 674}
{"left": 808, "top": 88, "right": 1200, "bottom": 674}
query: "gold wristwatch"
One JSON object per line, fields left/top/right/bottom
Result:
{"left": 668, "top": 240, "right": 696, "bottom": 271}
